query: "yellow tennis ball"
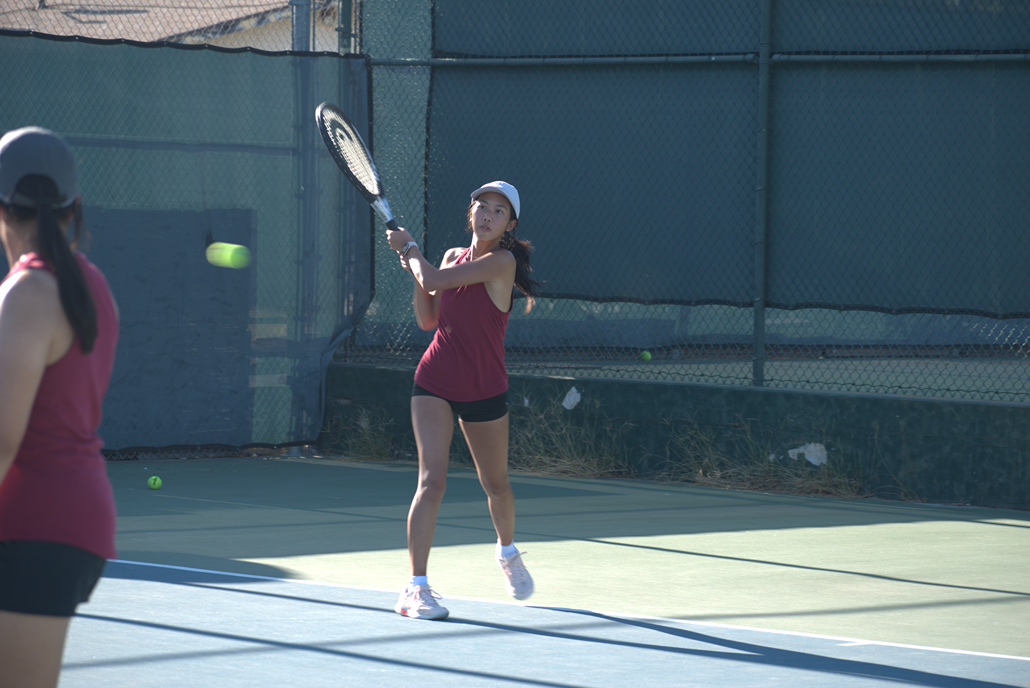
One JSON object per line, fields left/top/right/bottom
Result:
{"left": 147, "top": 475, "right": 162, "bottom": 490}
{"left": 206, "top": 242, "right": 252, "bottom": 269}
{"left": 640, "top": 350, "right": 652, "bottom": 362}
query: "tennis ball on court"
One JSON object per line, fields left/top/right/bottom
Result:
{"left": 147, "top": 476, "right": 162, "bottom": 490}
{"left": 640, "top": 350, "right": 652, "bottom": 362}
{"left": 206, "top": 242, "right": 251, "bottom": 269}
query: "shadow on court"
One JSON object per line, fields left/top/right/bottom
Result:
{"left": 64, "top": 562, "right": 1029, "bottom": 688}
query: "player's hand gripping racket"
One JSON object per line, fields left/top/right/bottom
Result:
{"left": 315, "top": 102, "right": 398, "bottom": 232}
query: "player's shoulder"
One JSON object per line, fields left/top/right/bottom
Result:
{"left": 2, "top": 264, "right": 58, "bottom": 298}
{"left": 492, "top": 247, "right": 516, "bottom": 263}
{"left": 0, "top": 266, "right": 61, "bottom": 322}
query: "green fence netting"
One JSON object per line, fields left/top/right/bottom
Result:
{"left": 0, "top": 30, "right": 373, "bottom": 452}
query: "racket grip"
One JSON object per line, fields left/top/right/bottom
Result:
{"left": 386, "top": 219, "right": 399, "bottom": 233}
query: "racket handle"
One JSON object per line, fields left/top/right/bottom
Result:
{"left": 386, "top": 218, "right": 399, "bottom": 233}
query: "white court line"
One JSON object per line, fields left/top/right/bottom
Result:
{"left": 110, "top": 559, "right": 1030, "bottom": 663}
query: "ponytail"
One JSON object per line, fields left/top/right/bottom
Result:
{"left": 500, "top": 230, "right": 540, "bottom": 313}
{"left": 10, "top": 175, "right": 97, "bottom": 352}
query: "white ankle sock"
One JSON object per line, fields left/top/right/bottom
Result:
{"left": 411, "top": 575, "right": 428, "bottom": 588}
{"left": 497, "top": 540, "right": 519, "bottom": 559}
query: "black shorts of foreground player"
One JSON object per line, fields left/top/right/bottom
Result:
{"left": 386, "top": 181, "right": 541, "bottom": 620}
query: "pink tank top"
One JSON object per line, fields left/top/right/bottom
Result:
{"left": 414, "top": 247, "right": 511, "bottom": 402}
{"left": 0, "top": 252, "right": 119, "bottom": 559}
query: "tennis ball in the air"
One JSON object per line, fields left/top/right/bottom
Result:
{"left": 640, "top": 351, "right": 652, "bottom": 362}
{"left": 206, "top": 242, "right": 252, "bottom": 269}
{"left": 147, "top": 476, "right": 162, "bottom": 490}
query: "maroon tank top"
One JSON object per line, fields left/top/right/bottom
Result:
{"left": 414, "top": 247, "right": 511, "bottom": 402}
{"left": 0, "top": 252, "right": 119, "bottom": 558}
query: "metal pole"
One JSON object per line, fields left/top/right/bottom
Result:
{"left": 291, "top": 0, "right": 316, "bottom": 437}
{"left": 370, "top": 54, "right": 756, "bottom": 67}
{"left": 336, "top": 0, "right": 354, "bottom": 54}
{"left": 290, "top": 0, "right": 312, "bottom": 52}
{"left": 752, "top": 0, "right": 773, "bottom": 387}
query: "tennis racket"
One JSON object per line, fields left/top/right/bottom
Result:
{"left": 315, "top": 101, "right": 398, "bottom": 232}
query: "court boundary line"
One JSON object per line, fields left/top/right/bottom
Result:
{"left": 108, "top": 559, "right": 1030, "bottom": 663}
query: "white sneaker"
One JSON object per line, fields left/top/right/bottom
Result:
{"left": 497, "top": 550, "right": 534, "bottom": 600}
{"left": 394, "top": 585, "right": 449, "bottom": 620}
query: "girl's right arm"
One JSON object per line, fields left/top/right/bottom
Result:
{"left": 412, "top": 279, "right": 438, "bottom": 331}
{"left": 410, "top": 247, "right": 461, "bottom": 331}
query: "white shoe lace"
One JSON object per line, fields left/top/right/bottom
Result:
{"left": 500, "top": 552, "right": 528, "bottom": 583}
{"left": 413, "top": 586, "right": 443, "bottom": 610}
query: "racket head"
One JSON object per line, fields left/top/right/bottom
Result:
{"left": 315, "top": 102, "right": 384, "bottom": 205}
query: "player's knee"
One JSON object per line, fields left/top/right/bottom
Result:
{"left": 479, "top": 473, "right": 512, "bottom": 500}
{"left": 417, "top": 473, "right": 447, "bottom": 501}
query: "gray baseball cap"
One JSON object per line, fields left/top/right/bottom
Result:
{"left": 0, "top": 126, "right": 79, "bottom": 209}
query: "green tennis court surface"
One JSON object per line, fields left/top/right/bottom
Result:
{"left": 63, "top": 457, "right": 1030, "bottom": 686}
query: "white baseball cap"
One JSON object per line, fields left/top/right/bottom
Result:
{"left": 471, "top": 181, "right": 520, "bottom": 220}
{"left": 0, "top": 127, "right": 79, "bottom": 209}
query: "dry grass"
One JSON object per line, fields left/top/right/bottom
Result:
{"left": 333, "top": 406, "right": 396, "bottom": 462}
{"left": 657, "top": 416, "right": 862, "bottom": 498}
{"left": 505, "top": 398, "right": 635, "bottom": 479}
{"left": 326, "top": 402, "right": 862, "bottom": 500}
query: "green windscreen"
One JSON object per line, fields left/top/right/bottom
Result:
{"left": 0, "top": 31, "right": 374, "bottom": 449}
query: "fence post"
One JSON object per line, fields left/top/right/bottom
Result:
{"left": 753, "top": 0, "right": 773, "bottom": 387}
{"left": 291, "top": 0, "right": 313, "bottom": 51}
{"left": 336, "top": 0, "right": 356, "bottom": 54}
{"left": 292, "top": 0, "right": 317, "bottom": 435}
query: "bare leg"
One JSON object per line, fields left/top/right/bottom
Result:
{"left": 0, "top": 610, "right": 71, "bottom": 688}
{"left": 408, "top": 395, "right": 455, "bottom": 577}
{"left": 460, "top": 413, "right": 515, "bottom": 546}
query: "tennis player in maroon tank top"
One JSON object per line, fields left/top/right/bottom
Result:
{"left": 0, "top": 128, "right": 120, "bottom": 687}
{"left": 386, "top": 181, "right": 540, "bottom": 620}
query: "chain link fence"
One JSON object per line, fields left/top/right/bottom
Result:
{"left": 1, "top": 5, "right": 372, "bottom": 457}
{"left": 354, "top": 0, "right": 1030, "bottom": 404}
{"left": 5, "top": 1, "right": 1029, "bottom": 406}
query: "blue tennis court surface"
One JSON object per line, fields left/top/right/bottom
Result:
{"left": 63, "top": 560, "right": 1028, "bottom": 687}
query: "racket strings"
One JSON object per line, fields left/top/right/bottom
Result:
{"left": 323, "top": 115, "right": 382, "bottom": 196}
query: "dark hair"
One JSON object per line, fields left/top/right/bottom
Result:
{"left": 4, "top": 175, "right": 97, "bottom": 352}
{"left": 467, "top": 201, "right": 540, "bottom": 313}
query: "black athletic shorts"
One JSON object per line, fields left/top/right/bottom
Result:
{"left": 0, "top": 541, "right": 107, "bottom": 617}
{"left": 412, "top": 383, "right": 508, "bottom": 423}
